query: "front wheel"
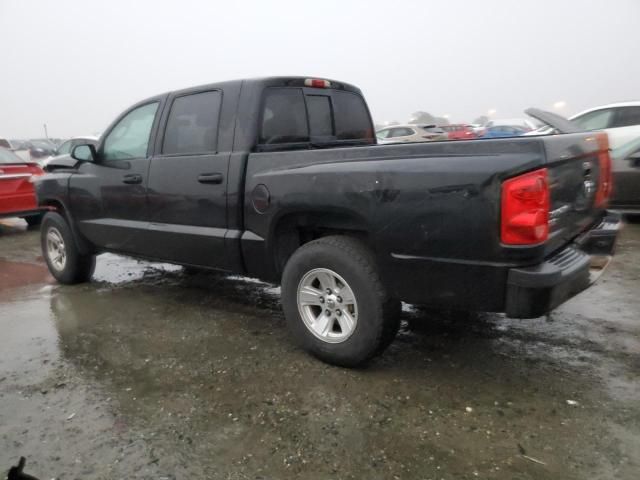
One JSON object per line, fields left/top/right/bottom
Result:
{"left": 41, "top": 212, "right": 95, "bottom": 284}
{"left": 281, "top": 236, "right": 400, "bottom": 367}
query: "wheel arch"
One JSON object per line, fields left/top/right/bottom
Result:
{"left": 40, "top": 197, "right": 95, "bottom": 255}
{"left": 269, "top": 208, "right": 373, "bottom": 279}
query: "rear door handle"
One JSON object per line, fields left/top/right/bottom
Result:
{"left": 122, "top": 174, "right": 142, "bottom": 184}
{"left": 198, "top": 173, "right": 224, "bottom": 184}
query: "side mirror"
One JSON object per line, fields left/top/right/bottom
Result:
{"left": 71, "top": 144, "right": 97, "bottom": 162}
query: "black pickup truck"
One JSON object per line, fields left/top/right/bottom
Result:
{"left": 36, "top": 76, "right": 620, "bottom": 366}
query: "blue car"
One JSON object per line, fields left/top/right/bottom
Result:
{"left": 481, "top": 125, "right": 528, "bottom": 138}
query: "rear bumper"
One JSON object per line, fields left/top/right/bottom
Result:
{"left": 504, "top": 212, "right": 622, "bottom": 318}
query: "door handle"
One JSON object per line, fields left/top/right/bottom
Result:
{"left": 198, "top": 173, "right": 224, "bottom": 184}
{"left": 122, "top": 174, "right": 143, "bottom": 184}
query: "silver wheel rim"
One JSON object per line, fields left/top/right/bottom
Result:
{"left": 46, "top": 227, "right": 67, "bottom": 272}
{"left": 297, "top": 268, "right": 358, "bottom": 343}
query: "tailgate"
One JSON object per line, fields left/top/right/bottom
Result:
{"left": 0, "top": 163, "right": 42, "bottom": 214}
{"left": 543, "top": 132, "right": 610, "bottom": 255}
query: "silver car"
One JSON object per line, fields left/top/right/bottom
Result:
{"left": 376, "top": 124, "right": 448, "bottom": 144}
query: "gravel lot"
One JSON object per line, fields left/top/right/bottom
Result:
{"left": 1, "top": 218, "right": 639, "bottom": 479}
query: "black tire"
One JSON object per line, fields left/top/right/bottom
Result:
{"left": 41, "top": 212, "right": 95, "bottom": 284}
{"left": 24, "top": 213, "right": 43, "bottom": 227}
{"left": 281, "top": 235, "right": 401, "bottom": 367}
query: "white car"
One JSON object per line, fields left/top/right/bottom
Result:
{"left": 527, "top": 101, "right": 640, "bottom": 149}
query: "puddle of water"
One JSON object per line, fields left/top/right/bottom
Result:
{"left": 0, "top": 260, "right": 52, "bottom": 297}
{"left": 0, "top": 288, "right": 59, "bottom": 384}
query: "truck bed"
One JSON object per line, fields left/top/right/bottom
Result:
{"left": 242, "top": 134, "right": 608, "bottom": 311}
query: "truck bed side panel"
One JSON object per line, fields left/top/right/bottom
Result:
{"left": 242, "top": 139, "right": 547, "bottom": 307}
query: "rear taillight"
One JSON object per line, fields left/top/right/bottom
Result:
{"left": 501, "top": 168, "right": 550, "bottom": 245}
{"left": 594, "top": 133, "right": 613, "bottom": 208}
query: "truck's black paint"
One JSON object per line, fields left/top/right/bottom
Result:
{"left": 36, "top": 77, "right": 620, "bottom": 318}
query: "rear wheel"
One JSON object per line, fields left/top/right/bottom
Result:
{"left": 41, "top": 212, "right": 95, "bottom": 284}
{"left": 281, "top": 236, "right": 400, "bottom": 367}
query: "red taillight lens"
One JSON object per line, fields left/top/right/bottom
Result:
{"left": 501, "top": 168, "right": 550, "bottom": 245}
{"left": 594, "top": 133, "right": 612, "bottom": 208}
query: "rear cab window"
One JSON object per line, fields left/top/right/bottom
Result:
{"left": 257, "top": 86, "right": 374, "bottom": 151}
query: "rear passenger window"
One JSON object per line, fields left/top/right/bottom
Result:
{"left": 332, "top": 91, "right": 374, "bottom": 141}
{"left": 612, "top": 107, "right": 640, "bottom": 128}
{"left": 259, "top": 89, "right": 309, "bottom": 145}
{"left": 162, "top": 91, "right": 221, "bottom": 155}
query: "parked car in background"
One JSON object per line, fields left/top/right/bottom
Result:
{"left": 610, "top": 136, "right": 640, "bottom": 213}
{"left": 26, "top": 139, "right": 57, "bottom": 160}
{"left": 10, "top": 139, "right": 28, "bottom": 150}
{"left": 470, "top": 124, "right": 486, "bottom": 137}
{"left": 0, "top": 138, "right": 14, "bottom": 150}
{"left": 527, "top": 102, "right": 640, "bottom": 150}
{"left": 486, "top": 118, "right": 537, "bottom": 131}
{"left": 43, "top": 136, "right": 99, "bottom": 169}
{"left": 376, "top": 124, "right": 447, "bottom": 143}
{"left": 441, "top": 124, "right": 477, "bottom": 140}
{"left": 481, "top": 125, "right": 528, "bottom": 138}
{"left": 0, "top": 148, "right": 46, "bottom": 225}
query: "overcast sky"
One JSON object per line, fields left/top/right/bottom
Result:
{"left": 1, "top": 0, "right": 639, "bottom": 138}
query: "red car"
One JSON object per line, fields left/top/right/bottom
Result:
{"left": 0, "top": 148, "right": 46, "bottom": 226}
{"left": 442, "top": 124, "right": 477, "bottom": 140}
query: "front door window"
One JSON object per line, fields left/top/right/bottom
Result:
{"left": 103, "top": 102, "right": 159, "bottom": 160}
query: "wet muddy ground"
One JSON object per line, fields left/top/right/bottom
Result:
{"left": 1, "top": 218, "right": 639, "bottom": 480}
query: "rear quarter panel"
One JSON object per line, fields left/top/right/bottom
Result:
{"left": 242, "top": 139, "right": 548, "bottom": 298}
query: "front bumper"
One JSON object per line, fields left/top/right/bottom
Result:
{"left": 505, "top": 212, "right": 622, "bottom": 318}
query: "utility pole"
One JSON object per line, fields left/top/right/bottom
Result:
{"left": 43, "top": 123, "right": 49, "bottom": 140}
